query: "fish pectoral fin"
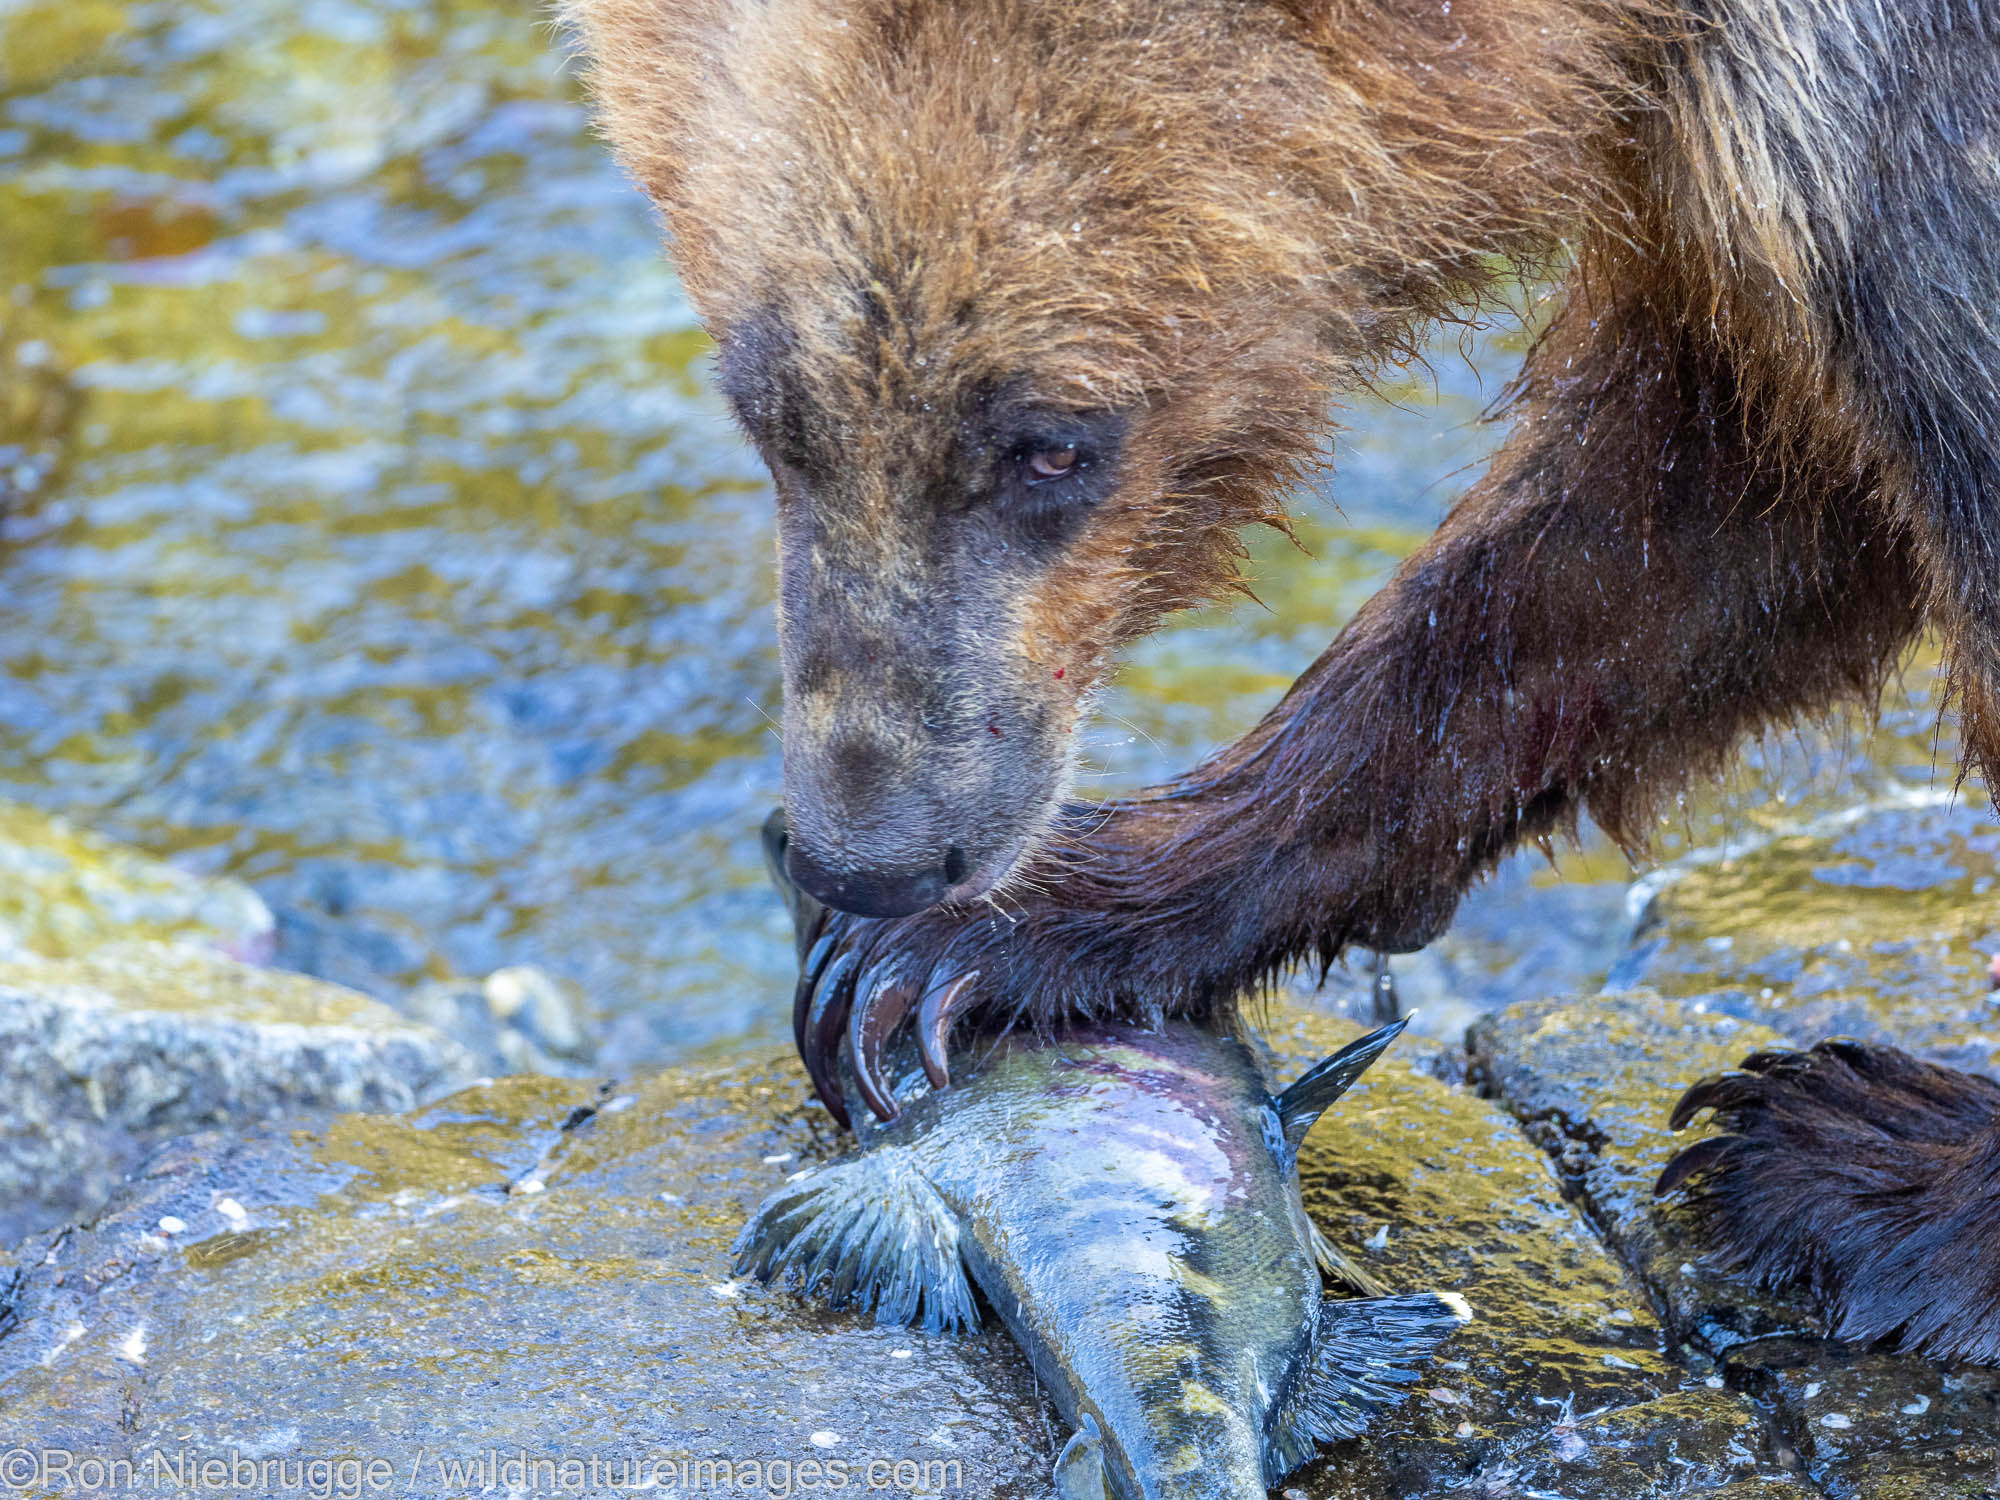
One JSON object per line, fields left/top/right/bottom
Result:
{"left": 1264, "top": 1292, "right": 1472, "bottom": 1481}
{"left": 1277, "top": 1017, "right": 1410, "bottom": 1149}
{"left": 730, "top": 1145, "right": 977, "bottom": 1334}
{"left": 1053, "top": 1414, "right": 1108, "bottom": 1500}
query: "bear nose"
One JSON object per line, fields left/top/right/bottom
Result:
{"left": 784, "top": 838, "right": 965, "bottom": 917}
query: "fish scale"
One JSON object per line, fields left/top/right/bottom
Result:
{"left": 734, "top": 1017, "right": 1470, "bottom": 1498}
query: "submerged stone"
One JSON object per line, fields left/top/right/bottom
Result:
{"left": 403, "top": 963, "right": 598, "bottom": 1077}
{"left": 0, "top": 800, "right": 273, "bottom": 965}
{"left": 1619, "top": 797, "right": 2000, "bottom": 1078}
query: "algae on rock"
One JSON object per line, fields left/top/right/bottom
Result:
{"left": 1620, "top": 797, "right": 2000, "bottom": 1078}
{"left": 1264, "top": 1012, "right": 1786, "bottom": 1499}
{"left": 0, "top": 1003, "right": 1793, "bottom": 1500}
{"left": 0, "top": 804, "right": 477, "bottom": 1245}
{"left": 0, "top": 801, "right": 272, "bottom": 964}
{"left": 0, "top": 942, "right": 480, "bottom": 1246}
{"left": 1471, "top": 990, "right": 2000, "bottom": 1499}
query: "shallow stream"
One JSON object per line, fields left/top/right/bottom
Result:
{"left": 0, "top": 0, "right": 1968, "bottom": 1066}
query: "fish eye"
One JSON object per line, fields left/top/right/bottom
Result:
{"left": 1024, "top": 444, "right": 1082, "bottom": 482}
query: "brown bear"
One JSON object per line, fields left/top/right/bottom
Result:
{"left": 561, "top": 0, "right": 2000, "bottom": 1360}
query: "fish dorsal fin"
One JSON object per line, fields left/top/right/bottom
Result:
{"left": 1277, "top": 1017, "right": 1410, "bottom": 1148}
{"left": 1264, "top": 1292, "right": 1472, "bottom": 1482}
{"left": 730, "top": 1145, "right": 977, "bottom": 1335}
{"left": 1054, "top": 1414, "right": 1108, "bottom": 1500}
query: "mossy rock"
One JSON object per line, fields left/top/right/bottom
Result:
{"left": 1471, "top": 991, "right": 2000, "bottom": 1500}
{"left": 0, "top": 942, "right": 478, "bottom": 1245}
{"left": 0, "top": 801, "right": 272, "bottom": 964}
{"left": 0, "top": 1004, "right": 1787, "bottom": 1498}
{"left": 1262, "top": 1012, "right": 1782, "bottom": 1498}
{"left": 0, "top": 804, "right": 474, "bottom": 1244}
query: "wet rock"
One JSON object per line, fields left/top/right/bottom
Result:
{"left": 1469, "top": 990, "right": 2000, "bottom": 1498}
{"left": 402, "top": 964, "right": 597, "bottom": 1076}
{"left": 1465, "top": 992, "right": 1808, "bottom": 1357}
{"left": 1762, "top": 1358, "right": 2000, "bottom": 1500}
{"left": 1617, "top": 796, "right": 2000, "bottom": 1079}
{"left": 1264, "top": 1013, "right": 1788, "bottom": 1498}
{"left": 0, "top": 804, "right": 473, "bottom": 1242}
{"left": 0, "top": 943, "right": 479, "bottom": 1245}
{"left": 1379, "top": 1389, "right": 1782, "bottom": 1500}
{"left": 0, "top": 801, "right": 273, "bottom": 965}
{"left": 0, "top": 1056, "right": 1052, "bottom": 1499}
{"left": 0, "top": 1002, "right": 1780, "bottom": 1498}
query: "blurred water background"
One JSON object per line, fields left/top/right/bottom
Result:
{"left": 0, "top": 0, "right": 1970, "bottom": 1068}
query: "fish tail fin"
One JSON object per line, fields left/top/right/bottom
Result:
{"left": 731, "top": 1146, "right": 978, "bottom": 1335}
{"left": 1277, "top": 1017, "right": 1410, "bottom": 1148}
{"left": 1264, "top": 1291, "right": 1472, "bottom": 1481}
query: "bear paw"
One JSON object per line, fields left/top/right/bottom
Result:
{"left": 1658, "top": 1037, "right": 2000, "bottom": 1364}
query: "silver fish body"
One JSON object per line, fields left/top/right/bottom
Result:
{"left": 735, "top": 1020, "right": 1469, "bottom": 1498}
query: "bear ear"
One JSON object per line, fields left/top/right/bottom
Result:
{"left": 557, "top": 0, "right": 727, "bottom": 209}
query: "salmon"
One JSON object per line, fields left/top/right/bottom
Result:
{"left": 734, "top": 1011, "right": 1468, "bottom": 1497}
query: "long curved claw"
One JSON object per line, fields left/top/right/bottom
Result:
{"left": 801, "top": 950, "right": 857, "bottom": 1129}
{"left": 1654, "top": 1134, "right": 1737, "bottom": 1197}
{"left": 793, "top": 894, "right": 831, "bottom": 964}
{"left": 1669, "top": 1070, "right": 1761, "bottom": 1131}
{"left": 850, "top": 973, "right": 920, "bottom": 1122}
{"left": 768, "top": 806, "right": 837, "bottom": 1060}
{"left": 916, "top": 971, "right": 981, "bottom": 1090}
{"left": 793, "top": 922, "right": 838, "bottom": 1058}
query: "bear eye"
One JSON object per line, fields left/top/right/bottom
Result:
{"left": 1026, "top": 445, "right": 1081, "bottom": 481}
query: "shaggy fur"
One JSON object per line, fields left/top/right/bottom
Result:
{"left": 562, "top": 0, "right": 2000, "bottom": 1347}
{"left": 1660, "top": 1041, "right": 2000, "bottom": 1365}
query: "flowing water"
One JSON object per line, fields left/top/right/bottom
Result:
{"left": 0, "top": 0, "right": 1969, "bottom": 1067}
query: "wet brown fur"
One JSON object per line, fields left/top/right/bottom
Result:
{"left": 1659, "top": 1040, "right": 2000, "bottom": 1365}
{"left": 569, "top": 0, "right": 1628, "bottom": 710}
{"left": 564, "top": 0, "right": 2000, "bottom": 1358}
{"left": 563, "top": 0, "right": 1995, "bottom": 869}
